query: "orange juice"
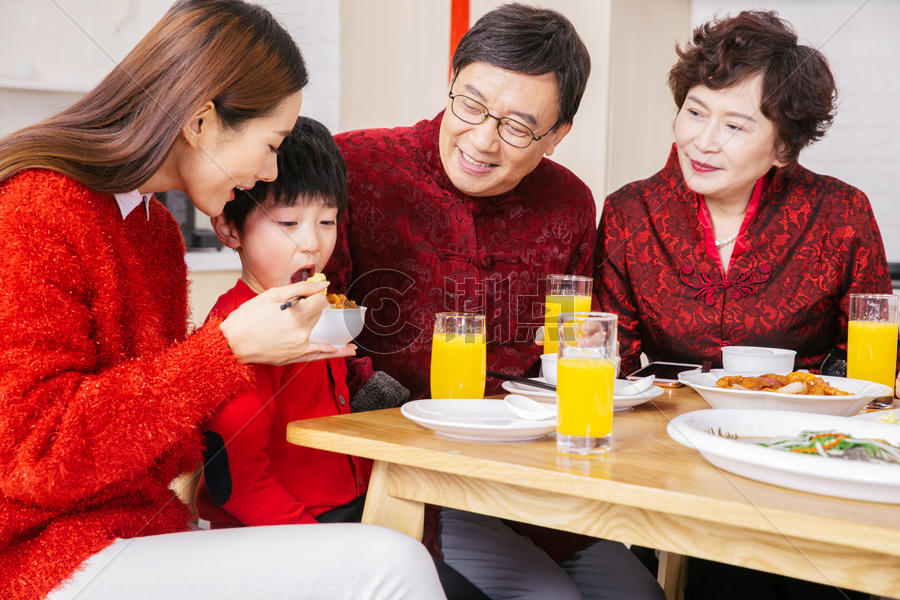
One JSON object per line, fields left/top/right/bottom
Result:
{"left": 544, "top": 294, "right": 592, "bottom": 354}
{"left": 556, "top": 357, "right": 615, "bottom": 439}
{"left": 847, "top": 320, "right": 898, "bottom": 387}
{"left": 430, "top": 333, "right": 486, "bottom": 398}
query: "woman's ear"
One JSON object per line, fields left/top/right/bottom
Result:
{"left": 773, "top": 140, "right": 791, "bottom": 168}
{"left": 181, "top": 101, "right": 217, "bottom": 147}
{"left": 210, "top": 214, "right": 242, "bottom": 249}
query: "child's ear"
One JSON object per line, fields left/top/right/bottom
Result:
{"left": 210, "top": 214, "right": 242, "bottom": 249}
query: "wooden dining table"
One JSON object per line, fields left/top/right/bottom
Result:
{"left": 286, "top": 387, "right": 900, "bottom": 599}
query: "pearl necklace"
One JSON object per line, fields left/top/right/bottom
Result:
{"left": 714, "top": 231, "right": 738, "bottom": 248}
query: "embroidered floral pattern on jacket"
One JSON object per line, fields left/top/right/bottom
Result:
{"left": 679, "top": 264, "right": 773, "bottom": 305}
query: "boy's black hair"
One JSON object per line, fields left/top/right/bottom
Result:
{"left": 222, "top": 116, "right": 348, "bottom": 231}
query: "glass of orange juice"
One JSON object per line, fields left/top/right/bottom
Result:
{"left": 430, "top": 312, "right": 486, "bottom": 399}
{"left": 543, "top": 275, "right": 592, "bottom": 355}
{"left": 556, "top": 312, "right": 617, "bottom": 455}
{"left": 847, "top": 293, "right": 899, "bottom": 409}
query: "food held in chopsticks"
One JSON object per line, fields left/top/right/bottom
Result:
{"left": 759, "top": 430, "right": 900, "bottom": 464}
{"left": 305, "top": 271, "right": 359, "bottom": 308}
{"left": 305, "top": 271, "right": 328, "bottom": 294}
{"left": 280, "top": 271, "right": 332, "bottom": 310}
{"left": 715, "top": 371, "right": 850, "bottom": 395}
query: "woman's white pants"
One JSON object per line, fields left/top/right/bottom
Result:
{"left": 48, "top": 523, "right": 446, "bottom": 600}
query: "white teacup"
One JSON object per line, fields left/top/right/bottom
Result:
{"left": 721, "top": 346, "right": 795, "bottom": 374}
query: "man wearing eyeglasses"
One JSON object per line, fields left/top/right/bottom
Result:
{"left": 329, "top": 6, "right": 664, "bottom": 599}
{"left": 330, "top": 4, "right": 595, "bottom": 400}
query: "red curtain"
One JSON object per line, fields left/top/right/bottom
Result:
{"left": 449, "top": 0, "right": 470, "bottom": 79}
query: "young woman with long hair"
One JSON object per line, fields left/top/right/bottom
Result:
{"left": 0, "top": 2, "right": 444, "bottom": 598}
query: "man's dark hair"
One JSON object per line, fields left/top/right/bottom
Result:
{"left": 668, "top": 10, "right": 836, "bottom": 163}
{"left": 222, "top": 116, "right": 348, "bottom": 231}
{"left": 451, "top": 3, "right": 590, "bottom": 126}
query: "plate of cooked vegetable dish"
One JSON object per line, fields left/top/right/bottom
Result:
{"left": 667, "top": 409, "right": 900, "bottom": 503}
{"left": 678, "top": 369, "right": 893, "bottom": 416}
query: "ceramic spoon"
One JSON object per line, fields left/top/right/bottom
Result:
{"left": 504, "top": 394, "right": 556, "bottom": 421}
{"left": 614, "top": 375, "right": 655, "bottom": 396}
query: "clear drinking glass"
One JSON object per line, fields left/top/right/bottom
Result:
{"left": 847, "top": 293, "right": 899, "bottom": 409}
{"left": 543, "top": 275, "right": 592, "bottom": 355}
{"left": 430, "top": 312, "right": 486, "bottom": 399}
{"left": 556, "top": 312, "right": 618, "bottom": 455}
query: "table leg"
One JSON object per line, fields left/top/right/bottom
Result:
{"left": 361, "top": 461, "right": 425, "bottom": 540}
{"left": 658, "top": 551, "right": 686, "bottom": 600}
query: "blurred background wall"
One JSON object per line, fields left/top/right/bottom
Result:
{"left": 1, "top": 0, "right": 897, "bottom": 322}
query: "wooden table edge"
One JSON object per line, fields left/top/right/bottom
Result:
{"left": 286, "top": 416, "right": 900, "bottom": 556}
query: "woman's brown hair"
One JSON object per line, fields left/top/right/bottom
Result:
{"left": 668, "top": 10, "right": 836, "bottom": 164}
{"left": 0, "top": 0, "right": 307, "bottom": 191}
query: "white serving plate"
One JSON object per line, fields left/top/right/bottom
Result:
{"left": 678, "top": 369, "right": 892, "bottom": 416}
{"left": 500, "top": 378, "right": 664, "bottom": 411}
{"left": 401, "top": 398, "right": 555, "bottom": 442}
{"left": 667, "top": 409, "right": 900, "bottom": 503}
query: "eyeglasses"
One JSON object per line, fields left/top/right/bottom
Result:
{"left": 448, "top": 80, "right": 559, "bottom": 149}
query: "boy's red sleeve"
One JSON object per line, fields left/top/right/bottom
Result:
{"left": 204, "top": 368, "right": 318, "bottom": 526}
{"left": 345, "top": 356, "right": 375, "bottom": 397}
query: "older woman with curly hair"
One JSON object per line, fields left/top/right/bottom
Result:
{"left": 595, "top": 10, "right": 888, "bottom": 599}
{"left": 596, "top": 10, "right": 892, "bottom": 384}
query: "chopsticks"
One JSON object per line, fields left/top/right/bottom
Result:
{"left": 280, "top": 297, "right": 299, "bottom": 310}
{"left": 486, "top": 371, "right": 557, "bottom": 392}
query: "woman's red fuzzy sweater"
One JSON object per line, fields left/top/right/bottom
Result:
{"left": 0, "top": 170, "right": 252, "bottom": 599}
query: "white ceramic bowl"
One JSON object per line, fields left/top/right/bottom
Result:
{"left": 309, "top": 306, "right": 366, "bottom": 348}
{"left": 678, "top": 369, "right": 893, "bottom": 416}
{"left": 721, "top": 346, "right": 796, "bottom": 374}
{"left": 540, "top": 352, "right": 620, "bottom": 385}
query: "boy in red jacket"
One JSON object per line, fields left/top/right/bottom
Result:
{"left": 195, "top": 117, "right": 407, "bottom": 527}
{"left": 195, "top": 116, "right": 486, "bottom": 599}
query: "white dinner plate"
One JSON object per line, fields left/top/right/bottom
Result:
{"left": 667, "top": 409, "right": 900, "bottom": 503}
{"left": 500, "top": 377, "right": 664, "bottom": 411}
{"left": 500, "top": 377, "right": 556, "bottom": 400}
{"left": 678, "top": 369, "right": 893, "bottom": 416}
{"left": 401, "top": 398, "right": 555, "bottom": 442}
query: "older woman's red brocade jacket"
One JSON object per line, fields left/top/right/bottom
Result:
{"left": 596, "top": 146, "right": 892, "bottom": 377}
{"left": 329, "top": 112, "right": 596, "bottom": 400}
